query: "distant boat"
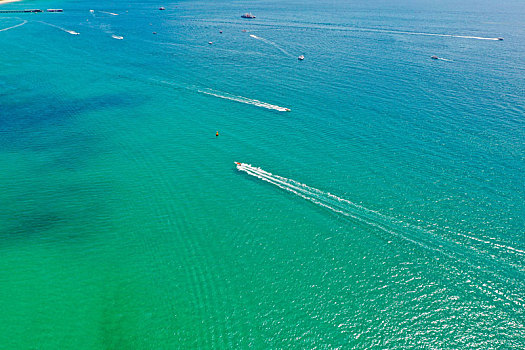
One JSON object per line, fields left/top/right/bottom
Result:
{"left": 47, "top": 9, "right": 63, "bottom": 12}
{"left": 208, "top": 41, "right": 213, "bottom": 44}
{"left": 112, "top": 35, "right": 124, "bottom": 40}
{"left": 241, "top": 13, "right": 256, "bottom": 19}
{"left": 431, "top": 55, "right": 439, "bottom": 59}
{"left": 298, "top": 55, "right": 304, "bottom": 60}
{"left": 497, "top": 37, "right": 504, "bottom": 40}
{"left": 159, "top": 7, "right": 166, "bottom": 11}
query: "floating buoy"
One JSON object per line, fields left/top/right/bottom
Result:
{"left": 216, "top": 131, "right": 219, "bottom": 136}
{"left": 220, "top": 30, "right": 223, "bottom": 34}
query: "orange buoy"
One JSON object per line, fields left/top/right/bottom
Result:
{"left": 216, "top": 131, "right": 219, "bottom": 136}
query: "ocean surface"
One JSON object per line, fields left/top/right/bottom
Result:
{"left": 1, "top": 0, "right": 524, "bottom": 348}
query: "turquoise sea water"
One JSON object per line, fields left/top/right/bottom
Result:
{"left": 1, "top": 0, "right": 524, "bottom": 348}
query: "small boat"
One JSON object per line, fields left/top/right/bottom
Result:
{"left": 159, "top": 7, "right": 165, "bottom": 10}
{"left": 219, "top": 30, "right": 223, "bottom": 34}
{"left": 112, "top": 35, "right": 124, "bottom": 40}
{"left": 241, "top": 13, "right": 256, "bottom": 19}
{"left": 242, "top": 29, "right": 247, "bottom": 32}
{"left": 431, "top": 55, "right": 439, "bottom": 59}
{"left": 284, "top": 108, "right": 291, "bottom": 112}
{"left": 90, "top": 9, "right": 94, "bottom": 13}
{"left": 497, "top": 37, "right": 504, "bottom": 40}
{"left": 208, "top": 41, "right": 213, "bottom": 44}
{"left": 298, "top": 55, "right": 304, "bottom": 60}
{"left": 47, "top": 9, "right": 63, "bottom": 12}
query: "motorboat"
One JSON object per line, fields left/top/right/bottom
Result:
{"left": 241, "top": 13, "right": 256, "bottom": 19}
{"left": 431, "top": 55, "right": 439, "bottom": 59}
{"left": 298, "top": 55, "right": 304, "bottom": 60}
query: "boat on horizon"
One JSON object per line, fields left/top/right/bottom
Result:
{"left": 241, "top": 13, "right": 256, "bottom": 19}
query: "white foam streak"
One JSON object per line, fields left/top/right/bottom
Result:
{"left": 198, "top": 89, "right": 291, "bottom": 112}
{"left": 236, "top": 162, "right": 525, "bottom": 258}
{"left": 0, "top": 20, "right": 27, "bottom": 32}
{"left": 249, "top": 34, "right": 292, "bottom": 57}
{"left": 100, "top": 11, "right": 119, "bottom": 16}
{"left": 38, "top": 21, "right": 79, "bottom": 35}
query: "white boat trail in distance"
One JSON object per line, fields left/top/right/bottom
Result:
{"left": 37, "top": 21, "right": 79, "bottom": 35}
{"left": 197, "top": 88, "right": 291, "bottom": 112}
{"left": 249, "top": 34, "right": 293, "bottom": 57}
{"left": 152, "top": 79, "right": 291, "bottom": 112}
{"left": 99, "top": 11, "right": 119, "bottom": 16}
{"left": 0, "top": 20, "right": 27, "bottom": 32}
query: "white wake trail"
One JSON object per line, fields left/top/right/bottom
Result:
{"left": 249, "top": 34, "right": 293, "bottom": 57}
{"left": 38, "top": 21, "right": 79, "bottom": 35}
{"left": 99, "top": 11, "right": 119, "bottom": 16}
{"left": 0, "top": 20, "right": 27, "bottom": 32}
{"left": 197, "top": 88, "right": 291, "bottom": 112}
{"left": 236, "top": 162, "right": 525, "bottom": 257}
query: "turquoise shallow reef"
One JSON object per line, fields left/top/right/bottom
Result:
{"left": 0, "top": 0, "right": 524, "bottom": 348}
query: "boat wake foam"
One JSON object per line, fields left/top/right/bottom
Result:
{"left": 38, "top": 21, "right": 79, "bottom": 35}
{"left": 235, "top": 162, "right": 525, "bottom": 258}
{"left": 372, "top": 29, "right": 502, "bottom": 40}
{"left": 249, "top": 34, "right": 293, "bottom": 57}
{"left": 0, "top": 20, "right": 27, "bottom": 32}
{"left": 197, "top": 88, "right": 291, "bottom": 112}
{"left": 99, "top": 11, "right": 119, "bottom": 16}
